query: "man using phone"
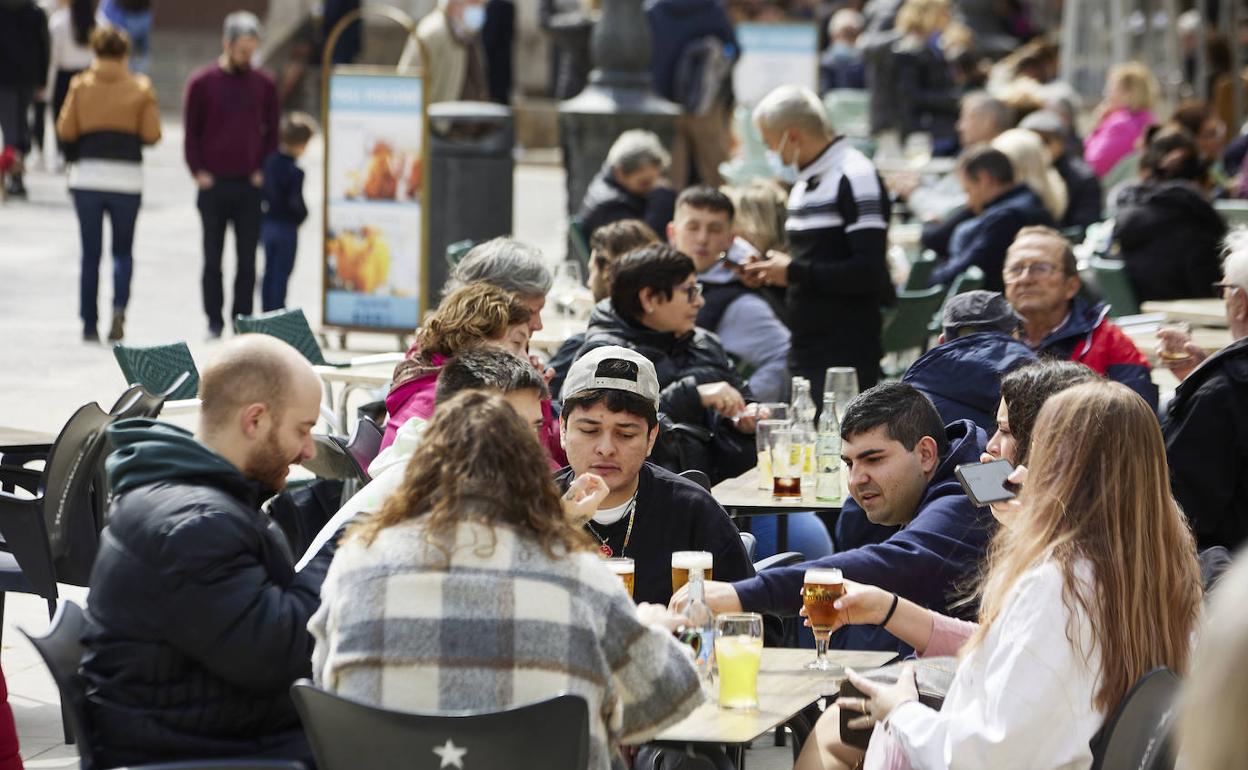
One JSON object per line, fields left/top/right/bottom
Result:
{"left": 667, "top": 186, "right": 791, "bottom": 401}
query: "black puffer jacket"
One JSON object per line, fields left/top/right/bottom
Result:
{"left": 576, "top": 165, "right": 676, "bottom": 241}
{"left": 82, "top": 419, "right": 329, "bottom": 768}
{"left": 1112, "top": 180, "right": 1226, "bottom": 302}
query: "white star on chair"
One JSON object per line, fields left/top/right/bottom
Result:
{"left": 432, "top": 738, "right": 468, "bottom": 769}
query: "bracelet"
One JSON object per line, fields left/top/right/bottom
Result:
{"left": 880, "top": 592, "right": 900, "bottom": 628}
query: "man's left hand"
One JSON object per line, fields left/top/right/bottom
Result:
{"left": 743, "top": 250, "right": 792, "bottom": 288}
{"left": 841, "top": 664, "right": 919, "bottom": 730}
{"left": 669, "top": 580, "right": 743, "bottom": 614}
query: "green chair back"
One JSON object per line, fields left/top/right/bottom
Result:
{"left": 824, "top": 89, "right": 871, "bottom": 138}
{"left": 1090, "top": 257, "right": 1139, "bottom": 317}
{"left": 568, "top": 219, "right": 591, "bottom": 271}
{"left": 904, "top": 255, "right": 938, "bottom": 292}
{"left": 1214, "top": 199, "right": 1248, "bottom": 229}
{"left": 446, "top": 239, "right": 475, "bottom": 268}
{"left": 947, "top": 266, "right": 984, "bottom": 297}
{"left": 112, "top": 343, "right": 200, "bottom": 401}
{"left": 1102, "top": 152, "right": 1141, "bottom": 205}
{"left": 235, "top": 308, "right": 329, "bottom": 366}
{"left": 882, "top": 285, "right": 947, "bottom": 354}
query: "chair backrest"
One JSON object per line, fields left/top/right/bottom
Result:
{"left": 21, "top": 600, "right": 97, "bottom": 770}
{"left": 1090, "top": 668, "right": 1179, "bottom": 770}
{"left": 291, "top": 681, "right": 590, "bottom": 770}
{"left": 882, "top": 285, "right": 946, "bottom": 354}
{"left": 107, "top": 371, "right": 190, "bottom": 420}
{"left": 446, "top": 239, "right": 476, "bottom": 268}
{"left": 1091, "top": 257, "right": 1140, "bottom": 317}
{"left": 567, "top": 219, "right": 591, "bottom": 269}
{"left": 678, "top": 469, "right": 712, "bottom": 491}
{"left": 1102, "top": 151, "right": 1141, "bottom": 202}
{"left": 112, "top": 342, "right": 200, "bottom": 401}
{"left": 739, "top": 531, "right": 757, "bottom": 562}
{"left": 235, "top": 309, "right": 329, "bottom": 367}
{"left": 42, "top": 402, "right": 116, "bottom": 585}
{"left": 947, "top": 265, "right": 984, "bottom": 297}
{"left": 346, "top": 416, "right": 384, "bottom": 480}
{"left": 903, "top": 255, "right": 937, "bottom": 292}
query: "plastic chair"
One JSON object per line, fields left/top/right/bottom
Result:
{"left": 1089, "top": 668, "right": 1179, "bottom": 770}
{"left": 235, "top": 309, "right": 333, "bottom": 367}
{"left": 291, "top": 681, "right": 590, "bottom": 770}
{"left": 112, "top": 342, "right": 200, "bottom": 401}
{"left": 881, "top": 285, "right": 946, "bottom": 355}
{"left": 346, "top": 415, "right": 383, "bottom": 478}
{"left": 903, "top": 254, "right": 938, "bottom": 292}
{"left": 946, "top": 265, "right": 984, "bottom": 297}
{"left": 1214, "top": 198, "right": 1248, "bottom": 229}
{"left": 1101, "top": 152, "right": 1141, "bottom": 205}
{"left": 22, "top": 600, "right": 306, "bottom": 769}
{"left": 446, "top": 239, "right": 476, "bottom": 268}
{"left": 678, "top": 469, "right": 712, "bottom": 491}
{"left": 567, "top": 218, "right": 591, "bottom": 270}
{"left": 1090, "top": 257, "right": 1140, "bottom": 317}
{"left": 739, "top": 531, "right": 757, "bottom": 562}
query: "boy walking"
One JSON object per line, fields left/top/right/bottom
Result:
{"left": 260, "top": 112, "right": 315, "bottom": 311}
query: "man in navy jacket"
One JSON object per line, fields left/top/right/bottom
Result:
{"left": 681, "top": 382, "right": 995, "bottom": 654}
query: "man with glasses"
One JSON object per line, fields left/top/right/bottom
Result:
{"left": 1002, "top": 226, "right": 1158, "bottom": 409}
{"left": 1162, "top": 229, "right": 1248, "bottom": 551}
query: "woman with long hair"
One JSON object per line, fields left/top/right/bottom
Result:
{"left": 46, "top": 0, "right": 96, "bottom": 168}
{"left": 796, "top": 380, "right": 1203, "bottom": 770}
{"left": 310, "top": 390, "right": 702, "bottom": 770}
{"left": 1085, "top": 61, "right": 1159, "bottom": 178}
{"left": 992, "top": 127, "right": 1069, "bottom": 222}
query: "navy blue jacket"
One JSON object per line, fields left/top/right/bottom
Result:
{"left": 733, "top": 420, "right": 995, "bottom": 653}
{"left": 902, "top": 332, "right": 1036, "bottom": 435}
{"left": 261, "top": 151, "right": 308, "bottom": 226}
{"left": 930, "top": 184, "right": 1054, "bottom": 292}
{"left": 644, "top": 0, "right": 736, "bottom": 101}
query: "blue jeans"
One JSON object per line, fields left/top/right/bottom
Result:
{"left": 72, "top": 189, "right": 140, "bottom": 331}
{"left": 261, "top": 220, "right": 299, "bottom": 312}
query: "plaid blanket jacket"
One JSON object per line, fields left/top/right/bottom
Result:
{"left": 310, "top": 519, "right": 703, "bottom": 770}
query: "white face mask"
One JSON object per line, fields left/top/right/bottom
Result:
{"left": 461, "top": 4, "right": 486, "bottom": 32}
{"left": 766, "top": 133, "right": 799, "bottom": 185}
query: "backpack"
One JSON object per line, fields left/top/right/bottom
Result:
{"left": 672, "top": 35, "right": 735, "bottom": 116}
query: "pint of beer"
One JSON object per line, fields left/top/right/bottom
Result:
{"left": 671, "top": 551, "right": 713, "bottom": 594}
{"left": 802, "top": 568, "right": 845, "bottom": 633}
{"left": 606, "top": 557, "right": 635, "bottom": 599}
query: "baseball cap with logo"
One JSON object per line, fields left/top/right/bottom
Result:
{"left": 560, "top": 346, "right": 661, "bottom": 410}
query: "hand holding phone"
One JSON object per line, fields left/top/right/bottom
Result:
{"left": 954, "top": 460, "right": 1019, "bottom": 508}
{"left": 721, "top": 236, "right": 761, "bottom": 269}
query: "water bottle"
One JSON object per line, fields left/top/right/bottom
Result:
{"left": 791, "top": 378, "right": 818, "bottom": 486}
{"left": 681, "top": 568, "right": 716, "bottom": 688}
{"left": 816, "top": 394, "right": 842, "bottom": 503}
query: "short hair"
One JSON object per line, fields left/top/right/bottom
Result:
{"left": 280, "top": 112, "right": 317, "bottom": 147}
{"left": 958, "top": 144, "right": 1015, "bottom": 185}
{"left": 962, "top": 91, "right": 1011, "bottom": 132}
{"left": 840, "top": 382, "right": 949, "bottom": 456}
{"left": 1108, "top": 61, "right": 1160, "bottom": 113}
{"left": 435, "top": 347, "right": 547, "bottom": 406}
{"left": 829, "top": 8, "right": 863, "bottom": 38}
{"left": 1010, "top": 225, "right": 1078, "bottom": 277}
{"left": 753, "top": 85, "right": 831, "bottom": 138}
{"left": 444, "top": 237, "right": 553, "bottom": 298}
{"left": 1222, "top": 227, "right": 1248, "bottom": 291}
{"left": 90, "top": 26, "right": 130, "bottom": 58}
{"left": 998, "top": 359, "right": 1099, "bottom": 466}
{"left": 610, "top": 244, "right": 696, "bottom": 322}
{"left": 606, "top": 130, "right": 670, "bottom": 176}
{"left": 199, "top": 335, "right": 305, "bottom": 426}
{"left": 561, "top": 359, "right": 659, "bottom": 430}
{"left": 223, "top": 10, "right": 262, "bottom": 42}
{"left": 675, "top": 185, "right": 735, "bottom": 221}
{"left": 420, "top": 283, "right": 531, "bottom": 359}
{"left": 588, "top": 219, "right": 659, "bottom": 262}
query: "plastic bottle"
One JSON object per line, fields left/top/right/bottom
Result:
{"left": 791, "top": 378, "right": 817, "bottom": 486}
{"left": 816, "top": 394, "right": 843, "bottom": 503}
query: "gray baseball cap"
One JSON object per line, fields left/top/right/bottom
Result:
{"left": 942, "top": 290, "right": 1022, "bottom": 338}
{"left": 561, "top": 346, "right": 661, "bottom": 410}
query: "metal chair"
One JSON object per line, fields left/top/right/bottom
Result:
{"left": 1091, "top": 257, "right": 1140, "bottom": 317}
{"left": 235, "top": 309, "right": 335, "bottom": 367}
{"left": 112, "top": 342, "right": 200, "bottom": 401}
{"left": 1089, "top": 668, "right": 1179, "bottom": 770}
{"left": 291, "top": 681, "right": 589, "bottom": 770}
{"left": 22, "top": 600, "right": 305, "bottom": 769}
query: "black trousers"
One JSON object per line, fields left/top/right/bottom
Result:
{"left": 197, "top": 178, "right": 262, "bottom": 332}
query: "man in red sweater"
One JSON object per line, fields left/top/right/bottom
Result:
{"left": 183, "top": 11, "right": 280, "bottom": 338}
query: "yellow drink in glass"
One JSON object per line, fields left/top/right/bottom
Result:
{"left": 715, "top": 634, "right": 763, "bottom": 710}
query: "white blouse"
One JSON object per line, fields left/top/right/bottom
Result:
{"left": 48, "top": 8, "right": 94, "bottom": 78}
{"left": 872, "top": 559, "right": 1105, "bottom": 770}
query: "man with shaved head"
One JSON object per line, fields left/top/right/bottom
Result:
{"left": 81, "top": 335, "right": 326, "bottom": 767}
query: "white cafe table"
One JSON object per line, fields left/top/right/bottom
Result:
{"left": 531, "top": 316, "right": 589, "bottom": 356}
{"left": 313, "top": 362, "right": 398, "bottom": 432}
{"left": 713, "top": 468, "right": 844, "bottom": 554}
{"left": 1139, "top": 298, "right": 1228, "bottom": 328}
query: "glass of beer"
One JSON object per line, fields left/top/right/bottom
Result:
{"left": 802, "top": 568, "right": 846, "bottom": 670}
{"left": 606, "top": 557, "right": 635, "bottom": 599}
{"left": 755, "top": 419, "right": 788, "bottom": 489}
{"left": 769, "top": 429, "right": 803, "bottom": 499}
{"left": 671, "top": 551, "right": 713, "bottom": 595}
{"left": 714, "top": 612, "right": 764, "bottom": 710}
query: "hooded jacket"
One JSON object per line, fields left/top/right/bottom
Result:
{"left": 732, "top": 420, "right": 995, "bottom": 654}
{"left": 1112, "top": 180, "right": 1227, "bottom": 302}
{"left": 902, "top": 332, "right": 1037, "bottom": 434}
{"left": 1164, "top": 335, "right": 1248, "bottom": 551}
{"left": 930, "top": 184, "right": 1055, "bottom": 292}
{"left": 82, "top": 420, "right": 327, "bottom": 767}
{"left": 1037, "top": 294, "right": 1159, "bottom": 411}
{"left": 643, "top": 0, "right": 736, "bottom": 102}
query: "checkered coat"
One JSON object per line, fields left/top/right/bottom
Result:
{"left": 310, "top": 519, "right": 704, "bottom": 770}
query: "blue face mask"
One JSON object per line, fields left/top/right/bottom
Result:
{"left": 461, "top": 4, "right": 486, "bottom": 32}
{"left": 765, "top": 133, "right": 798, "bottom": 184}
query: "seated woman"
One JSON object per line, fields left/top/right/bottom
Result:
{"left": 311, "top": 391, "right": 703, "bottom": 770}
{"left": 573, "top": 244, "right": 759, "bottom": 482}
{"left": 381, "top": 282, "right": 531, "bottom": 452}
{"left": 796, "top": 380, "right": 1203, "bottom": 770}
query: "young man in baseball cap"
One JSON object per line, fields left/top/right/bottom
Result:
{"left": 558, "top": 345, "right": 754, "bottom": 605}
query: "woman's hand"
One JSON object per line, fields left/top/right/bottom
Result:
{"left": 840, "top": 664, "right": 920, "bottom": 730}
{"left": 988, "top": 464, "right": 1028, "bottom": 519}
{"left": 697, "top": 381, "right": 746, "bottom": 418}
{"left": 561, "top": 473, "right": 609, "bottom": 525}
{"left": 636, "top": 602, "right": 686, "bottom": 632}
{"left": 798, "top": 579, "right": 893, "bottom": 633}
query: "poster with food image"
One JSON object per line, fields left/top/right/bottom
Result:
{"left": 324, "top": 70, "right": 426, "bottom": 331}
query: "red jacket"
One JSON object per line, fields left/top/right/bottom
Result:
{"left": 1037, "top": 296, "right": 1159, "bottom": 410}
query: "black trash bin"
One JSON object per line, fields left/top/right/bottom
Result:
{"left": 426, "top": 101, "right": 515, "bottom": 301}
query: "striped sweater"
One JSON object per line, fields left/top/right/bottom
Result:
{"left": 310, "top": 519, "right": 703, "bottom": 770}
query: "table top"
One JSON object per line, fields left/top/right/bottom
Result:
{"left": 713, "top": 468, "right": 845, "bottom": 513}
{"left": 313, "top": 364, "right": 395, "bottom": 388}
{"left": 653, "top": 648, "right": 895, "bottom": 745}
{"left": 531, "top": 316, "right": 588, "bottom": 354}
{"left": 1139, "top": 298, "right": 1228, "bottom": 328}
{"left": 0, "top": 426, "right": 55, "bottom": 449}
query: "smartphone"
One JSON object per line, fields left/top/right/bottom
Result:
{"left": 720, "top": 236, "right": 760, "bottom": 268}
{"left": 954, "top": 460, "right": 1018, "bottom": 508}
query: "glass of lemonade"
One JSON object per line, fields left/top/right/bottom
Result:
{"left": 671, "top": 551, "right": 713, "bottom": 595}
{"left": 606, "top": 557, "right": 634, "bottom": 599}
{"left": 715, "top": 612, "right": 764, "bottom": 710}
{"left": 755, "top": 419, "right": 789, "bottom": 490}
{"left": 802, "top": 568, "right": 846, "bottom": 670}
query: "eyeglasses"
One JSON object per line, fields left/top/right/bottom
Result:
{"left": 1004, "top": 262, "right": 1060, "bottom": 282}
{"left": 676, "top": 282, "right": 704, "bottom": 302}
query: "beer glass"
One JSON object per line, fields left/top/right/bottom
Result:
{"left": 803, "top": 568, "right": 846, "bottom": 670}
{"left": 606, "top": 557, "right": 635, "bottom": 599}
{"left": 715, "top": 612, "right": 764, "bottom": 710}
{"left": 769, "top": 429, "right": 804, "bottom": 499}
{"left": 755, "top": 419, "right": 788, "bottom": 490}
{"left": 823, "top": 367, "right": 859, "bottom": 416}
{"left": 671, "top": 551, "right": 713, "bottom": 595}
{"left": 1158, "top": 320, "right": 1193, "bottom": 362}
{"left": 757, "top": 402, "right": 788, "bottom": 421}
